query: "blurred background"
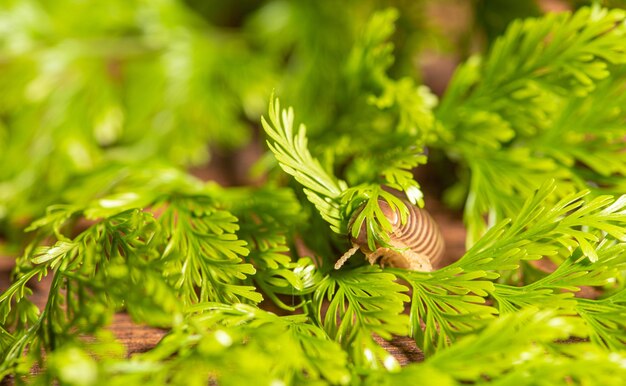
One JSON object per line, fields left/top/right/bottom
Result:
{"left": 0, "top": 0, "right": 622, "bottom": 254}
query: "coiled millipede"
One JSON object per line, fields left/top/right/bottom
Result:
{"left": 335, "top": 199, "right": 445, "bottom": 271}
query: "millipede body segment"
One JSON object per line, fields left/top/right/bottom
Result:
{"left": 335, "top": 199, "right": 445, "bottom": 271}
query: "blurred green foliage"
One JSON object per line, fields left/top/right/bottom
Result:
{"left": 0, "top": 0, "right": 268, "bottom": 234}
{"left": 3, "top": 1, "right": 626, "bottom": 385}
{"left": 0, "top": 0, "right": 441, "bottom": 246}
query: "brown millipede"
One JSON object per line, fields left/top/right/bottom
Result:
{"left": 335, "top": 199, "right": 445, "bottom": 271}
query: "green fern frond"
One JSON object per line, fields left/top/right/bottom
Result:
{"left": 313, "top": 266, "right": 409, "bottom": 344}
{"left": 262, "top": 96, "right": 347, "bottom": 233}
